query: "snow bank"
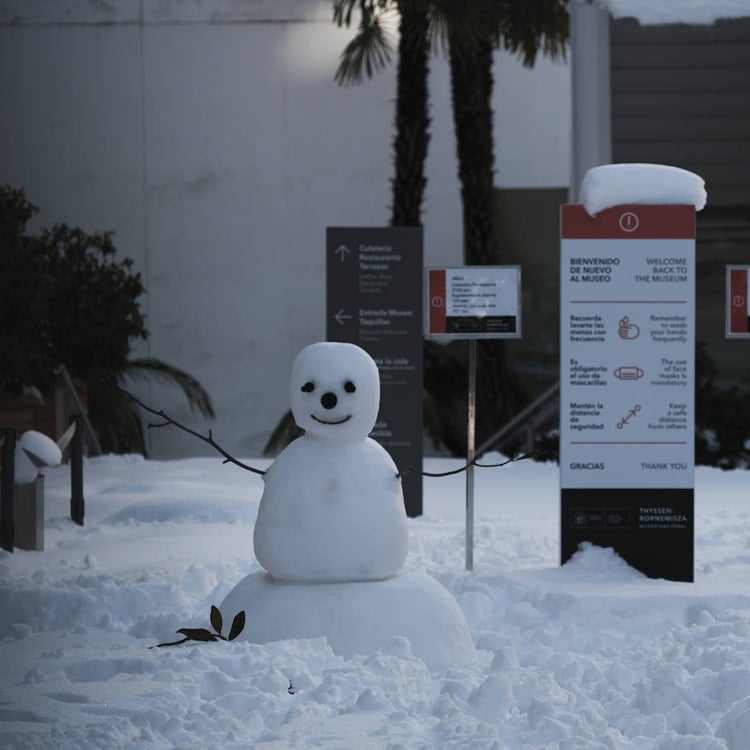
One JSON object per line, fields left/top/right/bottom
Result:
{"left": 219, "top": 569, "right": 477, "bottom": 671}
{"left": 580, "top": 163, "right": 707, "bottom": 216}
{"left": 0, "top": 456, "right": 749, "bottom": 749}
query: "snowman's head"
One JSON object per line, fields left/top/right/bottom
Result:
{"left": 289, "top": 342, "right": 380, "bottom": 441}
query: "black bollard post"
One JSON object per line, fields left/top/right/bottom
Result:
{"left": 1, "top": 428, "right": 16, "bottom": 552}
{"left": 70, "top": 415, "right": 84, "bottom": 526}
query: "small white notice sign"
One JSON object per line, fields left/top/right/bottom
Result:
{"left": 426, "top": 266, "right": 521, "bottom": 339}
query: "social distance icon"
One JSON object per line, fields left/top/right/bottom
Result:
{"left": 614, "top": 366, "right": 644, "bottom": 381}
{"left": 617, "top": 403, "right": 641, "bottom": 429}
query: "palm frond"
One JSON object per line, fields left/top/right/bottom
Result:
{"left": 263, "top": 409, "right": 303, "bottom": 457}
{"left": 333, "top": 0, "right": 391, "bottom": 28}
{"left": 86, "top": 379, "right": 147, "bottom": 455}
{"left": 120, "top": 358, "right": 215, "bottom": 419}
{"left": 335, "top": 7, "right": 395, "bottom": 85}
{"left": 431, "top": 0, "right": 569, "bottom": 66}
{"left": 429, "top": 0, "right": 495, "bottom": 55}
{"left": 499, "top": 0, "right": 569, "bottom": 67}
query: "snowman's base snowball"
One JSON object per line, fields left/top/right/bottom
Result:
{"left": 219, "top": 569, "right": 477, "bottom": 671}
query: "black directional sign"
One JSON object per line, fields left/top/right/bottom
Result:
{"left": 326, "top": 227, "right": 423, "bottom": 517}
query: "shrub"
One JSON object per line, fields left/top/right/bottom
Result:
{"left": 0, "top": 185, "right": 212, "bottom": 453}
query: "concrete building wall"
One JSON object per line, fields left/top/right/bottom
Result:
{"left": 1, "top": 0, "right": 571, "bottom": 457}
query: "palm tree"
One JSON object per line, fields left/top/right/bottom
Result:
{"left": 334, "top": 1, "right": 568, "bottom": 243}
{"left": 333, "top": 0, "right": 431, "bottom": 227}
{"left": 440, "top": 0, "right": 568, "bottom": 264}
{"left": 332, "top": 1, "right": 569, "bottom": 453}
{"left": 438, "top": 0, "right": 569, "bottom": 448}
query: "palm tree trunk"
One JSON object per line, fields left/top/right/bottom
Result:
{"left": 448, "top": 31, "right": 496, "bottom": 264}
{"left": 448, "top": 31, "right": 522, "bottom": 446}
{"left": 390, "top": 2, "right": 431, "bottom": 227}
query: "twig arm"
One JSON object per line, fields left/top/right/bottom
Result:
{"left": 119, "top": 388, "right": 266, "bottom": 476}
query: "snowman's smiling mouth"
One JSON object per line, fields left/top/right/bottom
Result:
{"left": 311, "top": 414, "right": 352, "bottom": 426}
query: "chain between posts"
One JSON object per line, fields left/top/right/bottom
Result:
{"left": 395, "top": 453, "right": 534, "bottom": 479}
{"left": 120, "top": 388, "right": 534, "bottom": 481}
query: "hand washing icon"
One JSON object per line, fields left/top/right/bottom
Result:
{"left": 618, "top": 316, "right": 640, "bottom": 340}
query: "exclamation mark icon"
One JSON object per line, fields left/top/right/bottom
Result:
{"left": 619, "top": 212, "right": 639, "bottom": 232}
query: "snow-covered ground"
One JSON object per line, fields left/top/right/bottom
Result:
{"left": 1, "top": 454, "right": 749, "bottom": 749}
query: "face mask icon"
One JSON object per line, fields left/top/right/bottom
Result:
{"left": 614, "top": 366, "right": 644, "bottom": 381}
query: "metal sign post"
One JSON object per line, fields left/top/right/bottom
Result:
{"left": 426, "top": 266, "right": 522, "bottom": 570}
{"left": 1, "top": 428, "right": 16, "bottom": 552}
{"left": 70, "top": 415, "right": 85, "bottom": 526}
{"left": 465, "top": 340, "right": 477, "bottom": 571}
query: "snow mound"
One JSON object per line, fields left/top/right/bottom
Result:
{"left": 219, "top": 569, "right": 478, "bottom": 672}
{"left": 104, "top": 497, "right": 254, "bottom": 525}
{"left": 580, "top": 163, "right": 707, "bottom": 216}
{"left": 560, "top": 542, "right": 648, "bottom": 582}
{"left": 718, "top": 696, "right": 750, "bottom": 750}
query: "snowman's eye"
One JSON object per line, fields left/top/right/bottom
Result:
{"left": 301, "top": 381, "right": 315, "bottom": 393}
{"left": 344, "top": 380, "right": 356, "bottom": 393}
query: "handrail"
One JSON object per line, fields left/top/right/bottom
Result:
{"left": 56, "top": 365, "right": 102, "bottom": 456}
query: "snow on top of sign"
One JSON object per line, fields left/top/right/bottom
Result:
{"left": 579, "top": 163, "right": 707, "bottom": 217}
{"left": 599, "top": 0, "right": 750, "bottom": 25}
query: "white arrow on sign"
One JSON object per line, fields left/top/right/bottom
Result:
{"left": 334, "top": 244, "right": 351, "bottom": 262}
{"left": 334, "top": 309, "right": 352, "bottom": 325}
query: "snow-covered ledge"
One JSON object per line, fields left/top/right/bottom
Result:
{"left": 598, "top": 0, "right": 750, "bottom": 25}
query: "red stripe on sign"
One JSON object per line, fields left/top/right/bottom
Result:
{"left": 428, "top": 269, "right": 447, "bottom": 334}
{"left": 730, "top": 268, "right": 749, "bottom": 334}
{"left": 561, "top": 204, "right": 695, "bottom": 239}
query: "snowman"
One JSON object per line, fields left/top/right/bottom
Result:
{"left": 252, "top": 341, "right": 409, "bottom": 582}
{"left": 221, "top": 341, "right": 477, "bottom": 669}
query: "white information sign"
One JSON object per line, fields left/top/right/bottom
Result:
{"left": 560, "top": 204, "right": 696, "bottom": 582}
{"left": 427, "top": 266, "right": 521, "bottom": 339}
{"left": 561, "top": 207, "right": 695, "bottom": 487}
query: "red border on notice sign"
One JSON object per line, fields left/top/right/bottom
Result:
{"left": 728, "top": 266, "right": 750, "bottom": 336}
{"left": 729, "top": 268, "right": 748, "bottom": 333}
{"left": 562, "top": 204, "right": 695, "bottom": 240}
{"left": 428, "top": 269, "right": 447, "bottom": 334}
